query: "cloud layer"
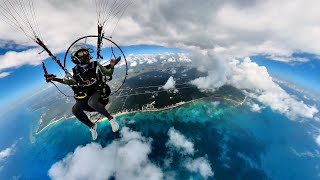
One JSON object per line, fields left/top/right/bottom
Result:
{"left": 1, "top": 0, "right": 320, "bottom": 73}
{"left": 49, "top": 127, "right": 214, "bottom": 180}
{"left": 166, "top": 127, "right": 214, "bottom": 179}
{"left": 0, "top": 72, "right": 11, "bottom": 79}
{"left": 166, "top": 127, "right": 194, "bottom": 155}
{"left": 0, "top": 143, "right": 16, "bottom": 161}
{"left": 49, "top": 127, "right": 163, "bottom": 180}
{"left": 185, "top": 157, "right": 214, "bottom": 179}
{"left": 0, "top": 142, "right": 17, "bottom": 172}
{"left": 316, "top": 135, "right": 320, "bottom": 147}
{"left": 0, "top": 48, "right": 45, "bottom": 72}
{"left": 190, "top": 52, "right": 318, "bottom": 120}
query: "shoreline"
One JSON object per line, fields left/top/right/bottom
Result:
{"left": 36, "top": 95, "right": 246, "bottom": 134}
{"left": 36, "top": 115, "right": 75, "bottom": 135}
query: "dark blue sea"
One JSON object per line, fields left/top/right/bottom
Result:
{"left": 0, "top": 98, "right": 320, "bottom": 179}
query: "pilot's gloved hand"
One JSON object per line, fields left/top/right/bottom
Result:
{"left": 44, "top": 74, "right": 55, "bottom": 82}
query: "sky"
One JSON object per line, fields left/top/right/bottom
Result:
{"left": 0, "top": 0, "right": 320, "bottom": 115}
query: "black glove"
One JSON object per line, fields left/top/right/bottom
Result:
{"left": 44, "top": 74, "right": 56, "bottom": 82}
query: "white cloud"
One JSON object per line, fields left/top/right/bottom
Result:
{"left": 185, "top": 157, "right": 214, "bottom": 179}
{"left": 0, "top": 72, "right": 11, "bottom": 78}
{"left": 165, "top": 127, "right": 214, "bottom": 179}
{"left": 166, "top": 127, "right": 194, "bottom": 155}
{"left": 234, "top": 58, "right": 318, "bottom": 120}
{"left": 190, "top": 51, "right": 229, "bottom": 91}
{"left": 0, "top": 48, "right": 46, "bottom": 72}
{"left": 0, "top": 143, "right": 16, "bottom": 161}
{"left": 0, "top": 148, "right": 13, "bottom": 160}
{"left": 0, "top": 0, "right": 320, "bottom": 71}
{"left": 266, "top": 55, "right": 310, "bottom": 63}
{"left": 127, "top": 53, "right": 192, "bottom": 65}
{"left": 161, "top": 76, "right": 176, "bottom": 90}
{"left": 130, "top": 60, "right": 138, "bottom": 67}
{"left": 190, "top": 51, "right": 318, "bottom": 120}
{"left": 122, "top": 0, "right": 320, "bottom": 60}
{"left": 316, "top": 135, "right": 320, "bottom": 147}
{"left": 49, "top": 127, "right": 163, "bottom": 180}
{"left": 249, "top": 103, "right": 263, "bottom": 112}
{"left": 49, "top": 125, "right": 215, "bottom": 180}
{"left": 167, "top": 58, "right": 176, "bottom": 63}
{"left": 1, "top": 0, "right": 320, "bottom": 74}
{"left": 246, "top": 100, "right": 263, "bottom": 112}
{"left": 214, "top": 0, "right": 320, "bottom": 56}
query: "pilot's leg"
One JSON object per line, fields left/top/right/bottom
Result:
{"left": 72, "top": 100, "right": 95, "bottom": 128}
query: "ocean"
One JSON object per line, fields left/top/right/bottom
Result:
{"left": 0, "top": 98, "right": 320, "bottom": 179}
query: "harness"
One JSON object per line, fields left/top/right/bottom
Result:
{"left": 71, "top": 61, "right": 111, "bottom": 100}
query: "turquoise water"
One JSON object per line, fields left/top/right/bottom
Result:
{"left": 0, "top": 99, "right": 320, "bottom": 179}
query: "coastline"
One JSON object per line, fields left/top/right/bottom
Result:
{"left": 36, "top": 115, "right": 75, "bottom": 135}
{"left": 35, "top": 95, "right": 247, "bottom": 134}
